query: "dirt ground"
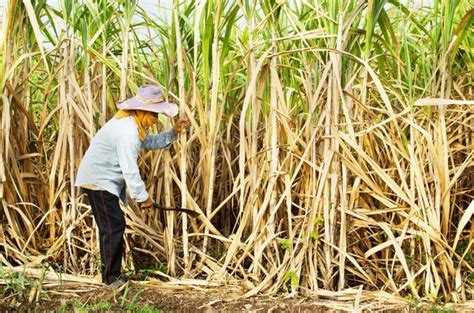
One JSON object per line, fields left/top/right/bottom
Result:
{"left": 2, "top": 281, "right": 473, "bottom": 312}
{"left": 0, "top": 283, "right": 330, "bottom": 312}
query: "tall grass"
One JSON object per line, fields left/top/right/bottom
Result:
{"left": 0, "top": 0, "right": 473, "bottom": 303}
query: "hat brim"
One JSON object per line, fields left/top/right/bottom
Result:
{"left": 117, "top": 97, "right": 179, "bottom": 117}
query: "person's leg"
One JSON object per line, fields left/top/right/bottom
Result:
{"left": 85, "top": 189, "right": 107, "bottom": 282}
{"left": 85, "top": 189, "right": 126, "bottom": 284}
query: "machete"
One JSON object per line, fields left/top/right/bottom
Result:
{"left": 153, "top": 203, "right": 199, "bottom": 218}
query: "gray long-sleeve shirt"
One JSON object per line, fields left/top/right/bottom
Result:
{"left": 75, "top": 116, "right": 178, "bottom": 204}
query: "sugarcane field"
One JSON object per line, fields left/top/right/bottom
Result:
{"left": 0, "top": 0, "right": 473, "bottom": 311}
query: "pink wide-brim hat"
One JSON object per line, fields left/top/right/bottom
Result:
{"left": 117, "top": 84, "right": 179, "bottom": 117}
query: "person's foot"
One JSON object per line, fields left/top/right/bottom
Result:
{"left": 107, "top": 278, "right": 128, "bottom": 290}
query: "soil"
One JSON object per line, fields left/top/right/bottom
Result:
{"left": 0, "top": 282, "right": 471, "bottom": 312}
{"left": 0, "top": 283, "right": 331, "bottom": 312}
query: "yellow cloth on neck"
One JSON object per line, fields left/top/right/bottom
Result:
{"left": 114, "top": 110, "right": 158, "bottom": 141}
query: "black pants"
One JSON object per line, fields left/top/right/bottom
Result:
{"left": 85, "top": 189, "right": 125, "bottom": 284}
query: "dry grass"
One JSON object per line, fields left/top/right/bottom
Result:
{"left": 0, "top": 0, "right": 473, "bottom": 306}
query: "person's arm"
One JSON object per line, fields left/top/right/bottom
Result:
{"left": 140, "top": 128, "right": 178, "bottom": 150}
{"left": 141, "top": 118, "right": 190, "bottom": 150}
{"left": 115, "top": 133, "right": 149, "bottom": 203}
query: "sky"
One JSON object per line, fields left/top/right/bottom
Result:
{"left": 0, "top": 0, "right": 435, "bottom": 26}
{"left": 0, "top": 0, "right": 173, "bottom": 48}
{"left": 0, "top": 0, "right": 173, "bottom": 21}
{"left": 0, "top": 0, "right": 435, "bottom": 13}
{"left": 0, "top": 0, "right": 172, "bottom": 11}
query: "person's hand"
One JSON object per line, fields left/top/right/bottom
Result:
{"left": 173, "top": 117, "right": 191, "bottom": 134}
{"left": 140, "top": 196, "right": 154, "bottom": 209}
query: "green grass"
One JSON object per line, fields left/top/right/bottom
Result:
{"left": 66, "top": 299, "right": 167, "bottom": 313}
{"left": 72, "top": 300, "right": 112, "bottom": 312}
{"left": 428, "top": 307, "right": 456, "bottom": 313}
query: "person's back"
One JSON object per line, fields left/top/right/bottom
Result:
{"left": 75, "top": 116, "right": 140, "bottom": 202}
